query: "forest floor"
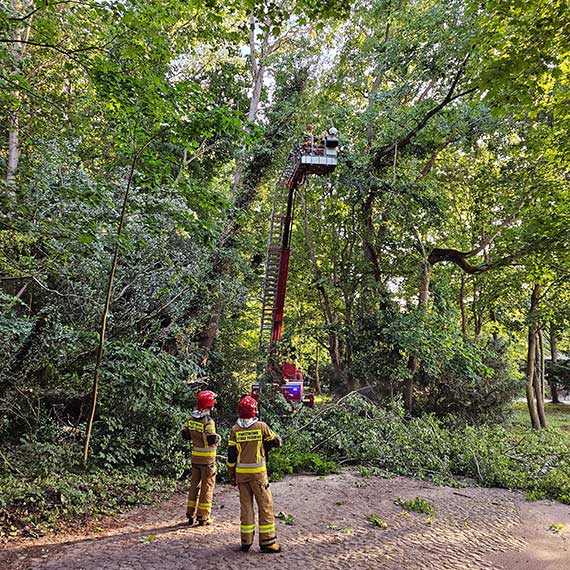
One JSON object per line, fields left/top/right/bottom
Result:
{"left": 1, "top": 472, "right": 569, "bottom": 570}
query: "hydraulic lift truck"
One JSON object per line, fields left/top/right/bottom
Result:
{"left": 252, "top": 127, "right": 339, "bottom": 408}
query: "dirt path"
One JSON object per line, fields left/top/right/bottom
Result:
{"left": 2, "top": 472, "right": 569, "bottom": 570}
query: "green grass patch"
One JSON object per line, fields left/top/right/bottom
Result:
{"left": 313, "top": 394, "right": 333, "bottom": 405}
{"left": 510, "top": 402, "right": 570, "bottom": 433}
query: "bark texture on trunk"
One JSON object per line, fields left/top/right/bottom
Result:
{"left": 490, "top": 308, "right": 498, "bottom": 341}
{"left": 549, "top": 328, "right": 560, "bottom": 404}
{"left": 7, "top": 110, "right": 20, "bottom": 189}
{"left": 459, "top": 274, "right": 467, "bottom": 338}
{"left": 5, "top": 1, "right": 33, "bottom": 191}
{"left": 301, "top": 192, "right": 343, "bottom": 376}
{"left": 404, "top": 260, "right": 432, "bottom": 413}
{"left": 231, "top": 14, "right": 269, "bottom": 195}
{"left": 525, "top": 283, "right": 542, "bottom": 430}
{"left": 535, "top": 327, "right": 547, "bottom": 428}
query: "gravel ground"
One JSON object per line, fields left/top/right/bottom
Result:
{"left": 1, "top": 472, "right": 569, "bottom": 570}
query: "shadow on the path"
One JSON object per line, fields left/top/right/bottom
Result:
{"left": 1, "top": 520, "right": 193, "bottom": 559}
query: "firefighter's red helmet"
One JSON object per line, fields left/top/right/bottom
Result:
{"left": 197, "top": 390, "right": 217, "bottom": 410}
{"left": 238, "top": 395, "right": 258, "bottom": 419}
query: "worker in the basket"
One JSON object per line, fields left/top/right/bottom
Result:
{"left": 302, "top": 123, "right": 315, "bottom": 150}
{"left": 227, "top": 395, "right": 283, "bottom": 553}
{"left": 181, "top": 390, "right": 221, "bottom": 526}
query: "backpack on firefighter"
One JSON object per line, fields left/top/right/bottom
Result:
{"left": 181, "top": 390, "right": 221, "bottom": 526}
{"left": 227, "top": 395, "right": 283, "bottom": 553}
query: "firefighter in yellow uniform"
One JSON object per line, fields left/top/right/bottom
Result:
{"left": 181, "top": 390, "right": 220, "bottom": 526}
{"left": 227, "top": 395, "right": 282, "bottom": 553}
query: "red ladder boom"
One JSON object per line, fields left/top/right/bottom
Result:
{"left": 257, "top": 129, "right": 339, "bottom": 404}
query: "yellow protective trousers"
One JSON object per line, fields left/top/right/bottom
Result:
{"left": 187, "top": 464, "right": 216, "bottom": 521}
{"left": 238, "top": 473, "right": 277, "bottom": 547}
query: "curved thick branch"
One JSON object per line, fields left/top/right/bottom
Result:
{"left": 372, "top": 54, "right": 475, "bottom": 169}
{"left": 427, "top": 247, "right": 518, "bottom": 274}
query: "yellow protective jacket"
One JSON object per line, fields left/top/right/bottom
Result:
{"left": 226, "top": 419, "right": 281, "bottom": 483}
{"left": 182, "top": 413, "right": 220, "bottom": 465}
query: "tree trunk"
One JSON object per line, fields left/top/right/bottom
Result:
{"left": 315, "top": 344, "right": 321, "bottom": 394}
{"left": 197, "top": 298, "right": 225, "bottom": 367}
{"left": 231, "top": 15, "right": 268, "bottom": 195}
{"left": 472, "top": 278, "right": 482, "bottom": 338}
{"left": 525, "top": 283, "right": 541, "bottom": 429}
{"left": 490, "top": 308, "right": 498, "bottom": 341}
{"left": 6, "top": 110, "right": 20, "bottom": 189}
{"left": 5, "top": 1, "right": 33, "bottom": 192}
{"left": 459, "top": 274, "right": 467, "bottom": 338}
{"left": 404, "top": 260, "right": 431, "bottom": 413}
{"left": 301, "top": 191, "right": 343, "bottom": 376}
{"left": 535, "top": 327, "right": 547, "bottom": 428}
{"left": 549, "top": 327, "right": 560, "bottom": 403}
{"left": 362, "top": 194, "right": 383, "bottom": 283}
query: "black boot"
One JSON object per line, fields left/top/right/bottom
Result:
{"left": 240, "top": 544, "right": 251, "bottom": 552}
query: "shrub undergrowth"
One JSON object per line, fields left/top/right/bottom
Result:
{"left": 0, "top": 469, "right": 176, "bottom": 538}
{"left": 2, "top": 393, "right": 569, "bottom": 539}
{"left": 264, "top": 394, "right": 570, "bottom": 504}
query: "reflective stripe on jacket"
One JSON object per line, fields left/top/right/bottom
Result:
{"left": 227, "top": 421, "right": 278, "bottom": 480}
{"left": 187, "top": 415, "right": 218, "bottom": 464}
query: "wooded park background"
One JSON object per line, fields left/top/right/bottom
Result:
{"left": 1, "top": 0, "right": 569, "bottom": 538}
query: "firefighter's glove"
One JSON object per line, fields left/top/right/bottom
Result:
{"left": 181, "top": 427, "right": 192, "bottom": 441}
{"left": 263, "top": 435, "right": 283, "bottom": 453}
{"left": 207, "top": 433, "right": 221, "bottom": 446}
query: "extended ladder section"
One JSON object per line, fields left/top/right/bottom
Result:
{"left": 259, "top": 134, "right": 339, "bottom": 353}
{"left": 258, "top": 157, "right": 300, "bottom": 351}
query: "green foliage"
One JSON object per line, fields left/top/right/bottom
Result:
{"left": 268, "top": 448, "right": 337, "bottom": 481}
{"left": 91, "top": 342, "right": 197, "bottom": 475}
{"left": 0, "top": 469, "right": 176, "bottom": 538}
{"left": 395, "top": 497, "right": 435, "bottom": 516}
{"left": 2, "top": 0, "right": 570, "bottom": 541}
{"left": 367, "top": 514, "right": 388, "bottom": 528}
{"left": 349, "top": 305, "right": 522, "bottom": 422}
{"left": 276, "top": 511, "right": 296, "bottom": 525}
{"left": 276, "top": 395, "right": 570, "bottom": 504}
{"left": 267, "top": 449, "right": 294, "bottom": 480}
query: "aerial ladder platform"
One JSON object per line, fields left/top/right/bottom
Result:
{"left": 252, "top": 127, "right": 339, "bottom": 407}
